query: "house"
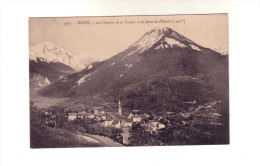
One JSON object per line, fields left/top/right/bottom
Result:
{"left": 146, "top": 121, "right": 165, "bottom": 133}
{"left": 211, "top": 113, "right": 222, "bottom": 117}
{"left": 88, "top": 114, "right": 95, "bottom": 119}
{"left": 95, "top": 114, "right": 106, "bottom": 121}
{"left": 101, "top": 115, "right": 107, "bottom": 120}
{"left": 77, "top": 115, "right": 84, "bottom": 119}
{"left": 77, "top": 112, "right": 87, "bottom": 119}
{"left": 106, "top": 112, "right": 114, "bottom": 117}
{"left": 93, "top": 106, "right": 104, "bottom": 115}
{"left": 166, "top": 112, "right": 175, "bottom": 116}
{"left": 68, "top": 113, "right": 77, "bottom": 121}
{"left": 150, "top": 121, "right": 158, "bottom": 126}
{"left": 181, "top": 121, "right": 187, "bottom": 125}
{"left": 182, "top": 100, "right": 197, "bottom": 105}
{"left": 96, "top": 116, "right": 102, "bottom": 121}
{"left": 143, "top": 113, "right": 150, "bottom": 118}
{"left": 123, "top": 122, "right": 132, "bottom": 127}
{"left": 112, "top": 119, "right": 121, "bottom": 128}
{"left": 104, "top": 119, "right": 114, "bottom": 127}
{"left": 132, "top": 110, "right": 141, "bottom": 114}
{"left": 146, "top": 122, "right": 157, "bottom": 132}
{"left": 121, "top": 119, "right": 132, "bottom": 127}
{"left": 94, "top": 108, "right": 99, "bottom": 115}
{"left": 140, "top": 114, "right": 147, "bottom": 120}
{"left": 178, "top": 112, "right": 189, "bottom": 119}
{"left": 157, "top": 123, "right": 165, "bottom": 129}
{"left": 132, "top": 115, "right": 142, "bottom": 122}
{"left": 157, "top": 116, "right": 163, "bottom": 121}
{"left": 44, "top": 110, "right": 53, "bottom": 116}
{"left": 128, "top": 113, "right": 134, "bottom": 119}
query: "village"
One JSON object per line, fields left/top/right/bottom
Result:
{"left": 41, "top": 99, "right": 223, "bottom": 145}
{"left": 42, "top": 100, "right": 169, "bottom": 145}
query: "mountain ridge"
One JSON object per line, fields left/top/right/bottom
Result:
{"left": 38, "top": 27, "right": 228, "bottom": 112}
{"left": 30, "top": 41, "right": 93, "bottom": 71}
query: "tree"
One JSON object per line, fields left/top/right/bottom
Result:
{"left": 159, "top": 127, "right": 174, "bottom": 145}
{"left": 84, "top": 117, "right": 95, "bottom": 133}
{"left": 128, "top": 123, "right": 161, "bottom": 146}
{"left": 56, "top": 113, "right": 67, "bottom": 128}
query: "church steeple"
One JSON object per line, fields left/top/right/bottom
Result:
{"left": 118, "top": 100, "right": 122, "bottom": 116}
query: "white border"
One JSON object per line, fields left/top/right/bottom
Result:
{"left": 0, "top": 1, "right": 259, "bottom": 166}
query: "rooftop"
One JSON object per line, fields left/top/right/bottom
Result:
{"left": 68, "top": 113, "right": 77, "bottom": 116}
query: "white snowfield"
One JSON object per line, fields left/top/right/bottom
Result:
{"left": 76, "top": 71, "right": 97, "bottom": 86}
{"left": 125, "top": 64, "right": 133, "bottom": 68}
{"left": 189, "top": 44, "right": 201, "bottom": 51}
{"left": 132, "top": 28, "right": 164, "bottom": 53}
{"left": 87, "top": 64, "right": 93, "bottom": 70}
{"left": 29, "top": 41, "right": 88, "bottom": 71}
{"left": 130, "top": 28, "right": 202, "bottom": 55}
{"left": 155, "top": 37, "right": 187, "bottom": 50}
{"left": 122, "top": 28, "right": 165, "bottom": 60}
{"left": 121, "top": 28, "right": 203, "bottom": 61}
{"left": 171, "top": 31, "right": 181, "bottom": 40}
{"left": 164, "top": 37, "right": 187, "bottom": 48}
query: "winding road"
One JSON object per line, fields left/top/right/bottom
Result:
{"left": 78, "top": 133, "right": 124, "bottom": 147}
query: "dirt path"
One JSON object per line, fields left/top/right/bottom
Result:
{"left": 80, "top": 133, "right": 124, "bottom": 147}
{"left": 77, "top": 135, "right": 101, "bottom": 144}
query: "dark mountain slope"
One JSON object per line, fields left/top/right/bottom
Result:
{"left": 38, "top": 61, "right": 104, "bottom": 97}
{"left": 39, "top": 27, "right": 228, "bottom": 110}
{"left": 30, "top": 59, "right": 75, "bottom": 83}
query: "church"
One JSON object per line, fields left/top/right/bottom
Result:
{"left": 118, "top": 100, "right": 122, "bottom": 116}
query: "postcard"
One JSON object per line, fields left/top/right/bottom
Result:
{"left": 29, "top": 14, "right": 229, "bottom": 148}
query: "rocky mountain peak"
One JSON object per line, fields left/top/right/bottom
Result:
{"left": 29, "top": 41, "right": 89, "bottom": 71}
{"left": 129, "top": 27, "right": 202, "bottom": 54}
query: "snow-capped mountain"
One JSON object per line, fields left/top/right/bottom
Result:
{"left": 120, "top": 27, "right": 204, "bottom": 61}
{"left": 29, "top": 41, "right": 89, "bottom": 71}
{"left": 29, "top": 42, "right": 94, "bottom": 89}
{"left": 39, "top": 27, "right": 228, "bottom": 102}
{"left": 130, "top": 27, "right": 202, "bottom": 53}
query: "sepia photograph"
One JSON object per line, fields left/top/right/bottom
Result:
{"left": 29, "top": 14, "right": 229, "bottom": 148}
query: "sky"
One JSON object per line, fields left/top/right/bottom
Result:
{"left": 29, "top": 14, "right": 228, "bottom": 61}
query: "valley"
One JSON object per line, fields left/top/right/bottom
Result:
{"left": 30, "top": 27, "right": 229, "bottom": 147}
